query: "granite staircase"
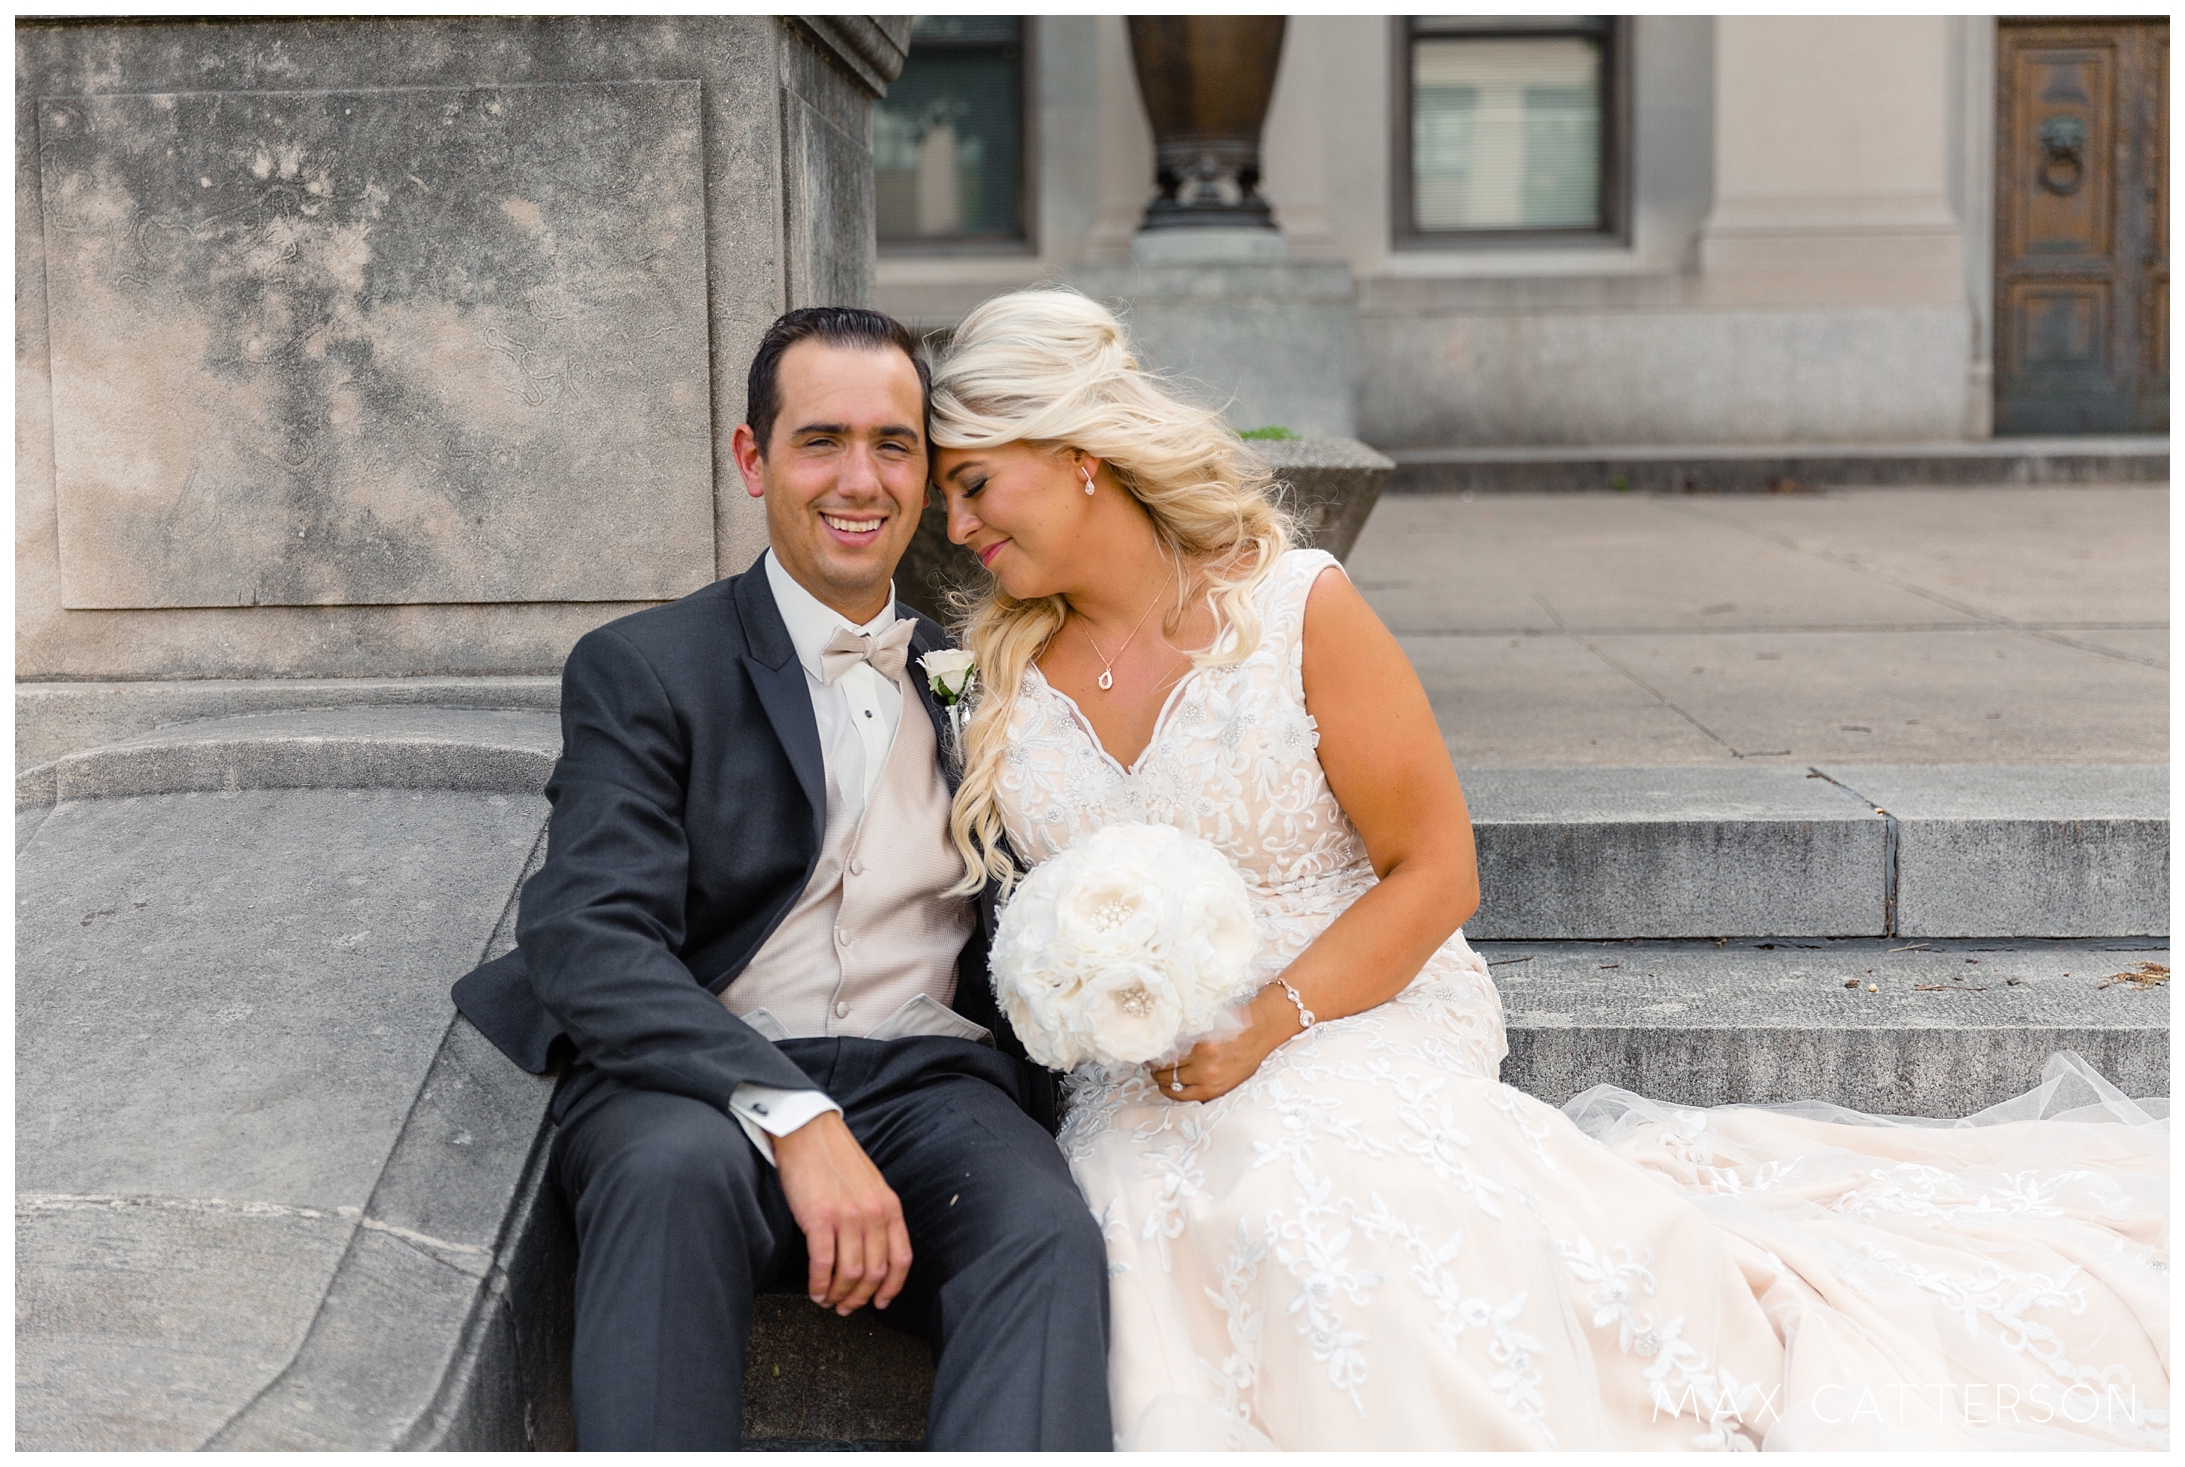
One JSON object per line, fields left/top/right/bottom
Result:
{"left": 15, "top": 711, "right": 2166, "bottom": 1448}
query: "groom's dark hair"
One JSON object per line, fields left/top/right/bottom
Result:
{"left": 746, "top": 306, "right": 931, "bottom": 458}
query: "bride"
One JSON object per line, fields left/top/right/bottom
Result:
{"left": 924, "top": 287, "right": 2168, "bottom": 1450}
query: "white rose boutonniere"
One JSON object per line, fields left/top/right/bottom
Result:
{"left": 920, "top": 649, "right": 977, "bottom": 739}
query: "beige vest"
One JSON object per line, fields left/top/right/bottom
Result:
{"left": 723, "top": 672, "right": 979, "bottom": 1041}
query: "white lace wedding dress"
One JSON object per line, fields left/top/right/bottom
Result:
{"left": 991, "top": 548, "right": 2169, "bottom": 1451}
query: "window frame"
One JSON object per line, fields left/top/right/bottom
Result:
{"left": 875, "top": 15, "right": 1038, "bottom": 257}
{"left": 1390, "top": 15, "right": 1633, "bottom": 251}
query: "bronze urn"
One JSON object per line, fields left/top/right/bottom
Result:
{"left": 1126, "top": 16, "right": 1287, "bottom": 230}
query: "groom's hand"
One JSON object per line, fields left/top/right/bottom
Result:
{"left": 773, "top": 1110, "right": 913, "bottom": 1316}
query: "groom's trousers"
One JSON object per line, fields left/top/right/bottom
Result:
{"left": 549, "top": 1034, "right": 1114, "bottom": 1450}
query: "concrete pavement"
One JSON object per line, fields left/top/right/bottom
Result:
{"left": 1349, "top": 485, "right": 2168, "bottom": 767}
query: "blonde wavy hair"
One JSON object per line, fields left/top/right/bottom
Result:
{"left": 930, "top": 286, "right": 1294, "bottom": 896}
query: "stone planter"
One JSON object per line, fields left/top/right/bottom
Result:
{"left": 1255, "top": 436, "right": 1394, "bottom": 563}
{"left": 893, "top": 437, "right": 1393, "bottom": 625}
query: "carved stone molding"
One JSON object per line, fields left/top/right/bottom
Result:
{"left": 793, "top": 16, "right": 912, "bottom": 96}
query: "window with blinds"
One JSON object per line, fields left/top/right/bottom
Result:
{"left": 875, "top": 16, "right": 1029, "bottom": 251}
{"left": 1398, "top": 16, "right": 1625, "bottom": 244}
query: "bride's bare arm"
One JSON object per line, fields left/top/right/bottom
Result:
{"left": 1162, "top": 566, "right": 1480, "bottom": 1101}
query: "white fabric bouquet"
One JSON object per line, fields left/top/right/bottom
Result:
{"left": 989, "top": 822, "right": 1259, "bottom": 1070}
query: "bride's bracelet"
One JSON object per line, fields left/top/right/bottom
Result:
{"left": 1266, "top": 979, "right": 1315, "bottom": 1033}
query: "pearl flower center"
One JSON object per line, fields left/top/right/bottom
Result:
{"left": 1094, "top": 899, "right": 1133, "bottom": 931}
{"left": 1116, "top": 984, "right": 1155, "bottom": 1016}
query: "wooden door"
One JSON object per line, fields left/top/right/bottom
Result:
{"left": 1995, "top": 19, "right": 2168, "bottom": 434}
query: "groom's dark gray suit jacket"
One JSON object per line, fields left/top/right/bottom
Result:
{"left": 450, "top": 552, "right": 1051, "bottom": 1130}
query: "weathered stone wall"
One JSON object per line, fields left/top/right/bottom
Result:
{"left": 17, "top": 16, "right": 905, "bottom": 686}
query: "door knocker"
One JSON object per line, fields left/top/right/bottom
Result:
{"left": 2036, "top": 115, "right": 2087, "bottom": 196}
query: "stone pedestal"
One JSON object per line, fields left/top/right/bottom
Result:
{"left": 1131, "top": 226, "right": 1290, "bottom": 268}
{"left": 1071, "top": 13, "right": 1355, "bottom": 444}
{"left": 1066, "top": 254, "right": 1359, "bottom": 441}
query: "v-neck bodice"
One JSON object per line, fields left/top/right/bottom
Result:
{"left": 1025, "top": 661, "right": 1202, "bottom": 778}
{"left": 996, "top": 549, "right": 1376, "bottom": 984}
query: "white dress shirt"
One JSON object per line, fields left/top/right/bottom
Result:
{"left": 764, "top": 548, "right": 904, "bottom": 821}
{"left": 726, "top": 552, "right": 911, "bottom": 1163}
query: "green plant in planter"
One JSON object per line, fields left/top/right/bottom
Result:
{"left": 1237, "top": 425, "right": 1299, "bottom": 441}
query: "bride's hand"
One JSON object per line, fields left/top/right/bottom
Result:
{"left": 1153, "top": 986, "right": 1306, "bottom": 1103}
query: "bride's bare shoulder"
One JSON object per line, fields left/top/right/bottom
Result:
{"left": 1298, "top": 555, "right": 1364, "bottom": 635}
{"left": 1296, "top": 559, "right": 1431, "bottom": 743}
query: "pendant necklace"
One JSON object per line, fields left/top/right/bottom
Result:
{"left": 1079, "top": 576, "right": 1170, "bottom": 692}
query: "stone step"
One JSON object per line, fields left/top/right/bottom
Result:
{"left": 14, "top": 676, "right": 562, "bottom": 774}
{"left": 743, "top": 1295, "right": 932, "bottom": 1448}
{"left": 25, "top": 722, "right": 2164, "bottom": 947}
{"left": 1386, "top": 434, "right": 2169, "bottom": 494}
{"left": 14, "top": 707, "right": 560, "bottom": 811}
{"left": 1486, "top": 936, "right": 2170, "bottom": 1115}
{"left": 1461, "top": 764, "right": 2167, "bottom": 941}
{"left": 29, "top": 725, "right": 2160, "bottom": 946}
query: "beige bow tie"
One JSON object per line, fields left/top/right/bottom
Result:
{"left": 819, "top": 618, "right": 916, "bottom": 684}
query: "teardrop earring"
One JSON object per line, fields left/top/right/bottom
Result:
{"left": 1081, "top": 467, "right": 1096, "bottom": 496}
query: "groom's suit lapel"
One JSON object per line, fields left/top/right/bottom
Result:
{"left": 732, "top": 567, "right": 962, "bottom": 851}
{"left": 734, "top": 566, "right": 828, "bottom": 851}
{"left": 897, "top": 608, "right": 961, "bottom": 791}
{"left": 884, "top": 599, "right": 1016, "bottom": 1056}
{"left": 896, "top": 606, "right": 1005, "bottom": 940}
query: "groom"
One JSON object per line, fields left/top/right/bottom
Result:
{"left": 452, "top": 307, "right": 1112, "bottom": 1450}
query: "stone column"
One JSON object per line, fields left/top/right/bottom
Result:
{"left": 16, "top": 16, "right": 907, "bottom": 765}
{"left": 1696, "top": 17, "right": 1967, "bottom": 308}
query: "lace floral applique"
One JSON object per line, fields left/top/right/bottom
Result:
{"left": 1197, "top": 1221, "right": 1270, "bottom": 1425}
{"left": 1486, "top": 1085, "right": 1562, "bottom": 1172}
{"left": 1269, "top": 1174, "right": 1386, "bottom": 1412}
{"left": 1851, "top": 1239, "right": 2140, "bottom": 1394}
{"left": 1560, "top": 1236, "right": 1765, "bottom": 1450}
{"left": 1352, "top": 1193, "right": 1555, "bottom": 1443}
